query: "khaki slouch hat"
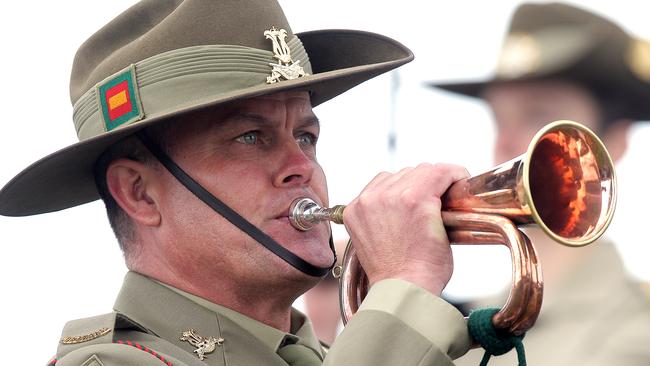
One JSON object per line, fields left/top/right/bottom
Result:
{"left": 430, "top": 2, "right": 650, "bottom": 123}
{"left": 0, "top": 0, "right": 413, "bottom": 216}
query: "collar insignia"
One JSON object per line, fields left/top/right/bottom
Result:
{"left": 60, "top": 327, "right": 112, "bottom": 344}
{"left": 265, "top": 27, "right": 308, "bottom": 84}
{"left": 180, "top": 329, "right": 224, "bottom": 360}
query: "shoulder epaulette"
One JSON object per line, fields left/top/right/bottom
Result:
{"left": 52, "top": 313, "right": 193, "bottom": 366}
{"left": 56, "top": 313, "right": 118, "bottom": 360}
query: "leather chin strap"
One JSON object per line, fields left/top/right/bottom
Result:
{"left": 136, "top": 131, "right": 335, "bottom": 277}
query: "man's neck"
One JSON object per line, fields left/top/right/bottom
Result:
{"left": 133, "top": 264, "right": 302, "bottom": 332}
{"left": 180, "top": 278, "right": 296, "bottom": 331}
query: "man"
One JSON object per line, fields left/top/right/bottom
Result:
{"left": 0, "top": 0, "right": 472, "bottom": 365}
{"left": 431, "top": 3, "right": 650, "bottom": 365}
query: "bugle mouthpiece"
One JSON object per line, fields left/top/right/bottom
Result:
{"left": 289, "top": 197, "right": 345, "bottom": 231}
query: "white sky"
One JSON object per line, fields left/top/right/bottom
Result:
{"left": 0, "top": 1, "right": 649, "bottom": 363}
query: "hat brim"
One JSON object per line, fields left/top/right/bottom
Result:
{"left": 428, "top": 80, "right": 489, "bottom": 99}
{"left": 428, "top": 71, "right": 565, "bottom": 99}
{"left": 0, "top": 29, "right": 413, "bottom": 216}
{"left": 431, "top": 66, "right": 650, "bottom": 122}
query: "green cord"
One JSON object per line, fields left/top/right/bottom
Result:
{"left": 467, "top": 307, "right": 527, "bottom": 366}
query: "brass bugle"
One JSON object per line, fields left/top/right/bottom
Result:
{"left": 289, "top": 120, "right": 617, "bottom": 336}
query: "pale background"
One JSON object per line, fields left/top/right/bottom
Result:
{"left": 0, "top": 1, "right": 648, "bottom": 363}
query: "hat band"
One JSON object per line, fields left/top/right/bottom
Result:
{"left": 73, "top": 37, "right": 312, "bottom": 141}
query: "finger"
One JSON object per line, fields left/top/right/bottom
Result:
{"left": 395, "top": 163, "right": 470, "bottom": 199}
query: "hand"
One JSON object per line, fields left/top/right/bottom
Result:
{"left": 342, "top": 163, "right": 470, "bottom": 296}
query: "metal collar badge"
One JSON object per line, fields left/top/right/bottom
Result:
{"left": 179, "top": 329, "right": 224, "bottom": 360}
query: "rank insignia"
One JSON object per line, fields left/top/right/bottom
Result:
{"left": 60, "top": 327, "right": 112, "bottom": 344}
{"left": 180, "top": 329, "right": 224, "bottom": 360}
{"left": 264, "top": 27, "right": 308, "bottom": 84}
{"left": 97, "top": 65, "right": 144, "bottom": 131}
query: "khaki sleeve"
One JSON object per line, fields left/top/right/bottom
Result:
{"left": 56, "top": 343, "right": 186, "bottom": 366}
{"left": 590, "top": 315, "right": 650, "bottom": 366}
{"left": 324, "top": 279, "right": 471, "bottom": 366}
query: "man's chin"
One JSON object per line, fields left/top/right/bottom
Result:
{"left": 292, "top": 247, "right": 335, "bottom": 271}
{"left": 273, "top": 246, "right": 334, "bottom": 279}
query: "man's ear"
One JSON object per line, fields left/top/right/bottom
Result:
{"left": 106, "top": 158, "right": 162, "bottom": 227}
{"left": 603, "top": 119, "right": 632, "bottom": 163}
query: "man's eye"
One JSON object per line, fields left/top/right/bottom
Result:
{"left": 297, "top": 133, "right": 317, "bottom": 146}
{"left": 235, "top": 132, "right": 259, "bottom": 145}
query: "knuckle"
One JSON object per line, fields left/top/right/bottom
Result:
{"left": 431, "top": 162, "right": 453, "bottom": 173}
{"left": 416, "top": 162, "right": 436, "bottom": 171}
{"left": 424, "top": 162, "right": 470, "bottom": 181}
{"left": 397, "top": 166, "right": 413, "bottom": 175}
{"left": 417, "top": 162, "right": 450, "bottom": 178}
{"left": 374, "top": 171, "right": 394, "bottom": 183}
{"left": 398, "top": 187, "right": 421, "bottom": 208}
{"left": 355, "top": 190, "right": 375, "bottom": 209}
{"left": 376, "top": 171, "right": 390, "bottom": 179}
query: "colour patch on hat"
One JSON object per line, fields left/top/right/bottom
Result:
{"left": 97, "top": 66, "right": 143, "bottom": 131}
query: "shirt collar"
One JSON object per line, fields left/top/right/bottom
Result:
{"left": 157, "top": 279, "right": 324, "bottom": 359}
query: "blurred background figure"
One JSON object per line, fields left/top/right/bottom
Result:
{"left": 303, "top": 238, "right": 349, "bottom": 345}
{"left": 431, "top": 3, "right": 650, "bottom": 365}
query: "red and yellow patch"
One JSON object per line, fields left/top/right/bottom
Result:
{"left": 98, "top": 66, "right": 143, "bottom": 131}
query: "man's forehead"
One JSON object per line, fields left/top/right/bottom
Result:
{"left": 234, "top": 90, "right": 313, "bottom": 111}
{"left": 248, "top": 90, "right": 311, "bottom": 102}
{"left": 223, "top": 91, "right": 316, "bottom": 122}
{"left": 173, "top": 90, "right": 317, "bottom": 133}
{"left": 484, "top": 80, "right": 593, "bottom": 101}
{"left": 484, "top": 80, "right": 602, "bottom": 130}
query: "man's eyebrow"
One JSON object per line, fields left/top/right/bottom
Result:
{"left": 299, "top": 115, "right": 321, "bottom": 128}
{"left": 225, "top": 112, "right": 268, "bottom": 125}
{"left": 223, "top": 112, "right": 320, "bottom": 128}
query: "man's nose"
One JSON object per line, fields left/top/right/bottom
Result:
{"left": 273, "top": 140, "right": 314, "bottom": 187}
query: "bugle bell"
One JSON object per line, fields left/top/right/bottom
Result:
{"left": 289, "top": 120, "right": 616, "bottom": 336}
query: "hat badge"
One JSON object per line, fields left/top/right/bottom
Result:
{"left": 265, "top": 27, "right": 308, "bottom": 84}
{"left": 626, "top": 38, "right": 650, "bottom": 82}
{"left": 496, "top": 33, "right": 541, "bottom": 79}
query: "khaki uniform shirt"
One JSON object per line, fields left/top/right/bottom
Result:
{"left": 53, "top": 272, "right": 471, "bottom": 365}
{"left": 455, "top": 241, "right": 650, "bottom": 366}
